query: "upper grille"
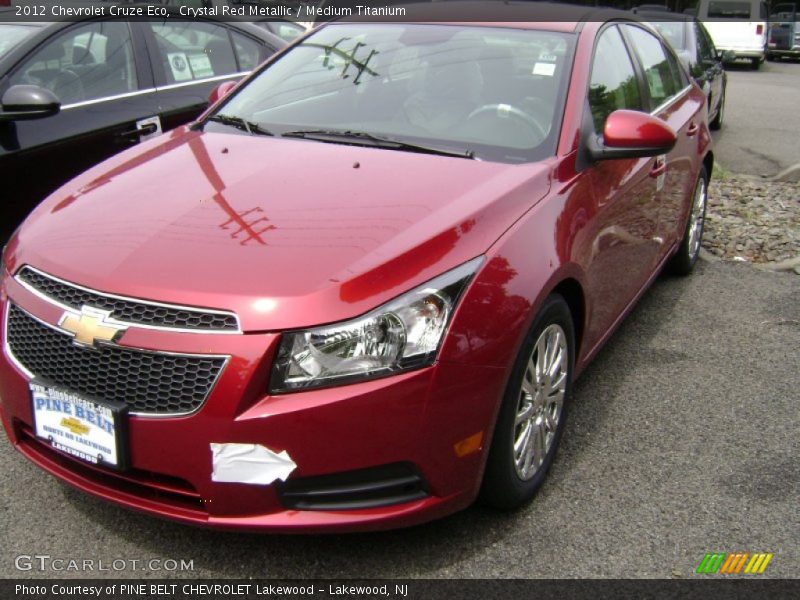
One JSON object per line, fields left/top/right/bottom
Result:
{"left": 6, "top": 304, "right": 227, "bottom": 415}
{"left": 16, "top": 267, "right": 239, "bottom": 332}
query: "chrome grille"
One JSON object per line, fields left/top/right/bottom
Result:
{"left": 5, "top": 304, "right": 227, "bottom": 415}
{"left": 16, "top": 267, "right": 239, "bottom": 332}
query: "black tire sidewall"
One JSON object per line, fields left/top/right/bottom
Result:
{"left": 479, "top": 294, "right": 575, "bottom": 509}
{"left": 669, "top": 166, "right": 708, "bottom": 276}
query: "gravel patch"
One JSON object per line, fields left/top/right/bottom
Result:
{"left": 704, "top": 174, "right": 799, "bottom": 265}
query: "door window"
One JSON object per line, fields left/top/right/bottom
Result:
{"left": 231, "top": 31, "right": 262, "bottom": 71}
{"left": 588, "top": 26, "right": 643, "bottom": 132}
{"left": 624, "top": 26, "right": 685, "bottom": 108}
{"left": 148, "top": 22, "right": 239, "bottom": 84}
{"left": 10, "top": 22, "right": 138, "bottom": 105}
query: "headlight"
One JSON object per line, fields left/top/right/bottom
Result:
{"left": 270, "top": 257, "right": 484, "bottom": 392}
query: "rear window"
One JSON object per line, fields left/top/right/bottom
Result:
{"left": 707, "top": 1, "right": 752, "bottom": 18}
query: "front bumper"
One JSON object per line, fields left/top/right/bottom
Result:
{"left": 0, "top": 275, "right": 507, "bottom": 532}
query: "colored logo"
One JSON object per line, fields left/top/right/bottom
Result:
{"left": 58, "top": 306, "right": 127, "bottom": 348}
{"left": 696, "top": 552, "right": 774, "bottom": 575}
{"left": 60, "top": 417, "right": 90, "bottom": 436}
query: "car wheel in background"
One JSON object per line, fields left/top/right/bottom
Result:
{"left": 751, "top": 57, "right": 762, "bottom": 69}
{"left": 480, "top": 294, "right": 574, "bottom": 509}
{"left": 668, "top": 166, "right": 708, "bottom": 276}
{"left": 710, "top": 86, "right": 725, "bottom": 130}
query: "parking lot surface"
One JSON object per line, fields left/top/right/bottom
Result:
{"left": 713, "top": 60, "right": 800, "bottom": 177}
{"left": 1, "top": 261, "right": 797, "bottom": 578}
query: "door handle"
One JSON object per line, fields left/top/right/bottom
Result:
{"left": 686, "top": 122, "right": 700, "bottom": 137}
{"left": 118, "top": 122, "right": 158, "bottom": 140}
{"left": 649, "top": 156, "right": 667, "bottom": 178}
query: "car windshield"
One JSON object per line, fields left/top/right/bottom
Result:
{"left": 209, "top": 24, "right": 575, "bottom": 163}
{"left": 650, "top": 22, "right": 687, "bottom": 50}
{"left": 0, "top": 24, "right": 40, "bottom": 60}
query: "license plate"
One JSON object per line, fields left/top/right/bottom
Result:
{"left": 30, "top": 382, "right": 128, "bottom": 470}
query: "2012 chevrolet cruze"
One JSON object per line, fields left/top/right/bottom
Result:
{"left": 0, "top": 4, "right": 713, "bottom": 532}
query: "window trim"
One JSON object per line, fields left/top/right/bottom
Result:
{"left": 8, "top": 20, "right": 145, "bottom": 106}
{"left": 141, "top": 19, "right": 261, "bottom": 88}
{"left": 619, "top": 22, "right": 691, "bottom": 114}
{"left": 585, "top": 22, "right": 647, "bottom": 134}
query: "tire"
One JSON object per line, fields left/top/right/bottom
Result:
{"left": 709, "top": 87, "right": 725, "bottom": 130}
{"left": 479, "top": 294, "right": 574, "bottom": 509}
{"left": 668, "top": 166, "right": 708, "bottom": 276}
{"left": 751, "top": 57, "right": 761, "bottom": 70}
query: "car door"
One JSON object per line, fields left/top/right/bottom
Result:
{"left": 582, "top": 24, "right": 662, "bottom": 347}
{"left": 1, "top": 20, "right": 160, "bottom": 240}
{"left": 695, "top": 21, "right": 724, "bottom": 117}
{"left": 622, "top": 24, "right": 704, "bottom": 259}
{"left": 142, "top": 20, "right": 276, "bottom": 132}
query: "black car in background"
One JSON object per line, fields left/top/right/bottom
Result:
{"left": 638, "top": 12, "right": 728, "bottom": 130}
{"left": 0, "top": 6, "right": 284, "bottom": 241}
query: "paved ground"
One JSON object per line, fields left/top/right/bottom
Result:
{"left": 713, "top": 59, "right": 800, "bottom": 177}
{"left": 1, "top": 261, "right": 797, "bottom": 579}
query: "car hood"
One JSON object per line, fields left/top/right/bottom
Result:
{"left": 8, "top": 127, "right": 551, "bottom": 331}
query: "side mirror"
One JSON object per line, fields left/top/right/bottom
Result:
{"left": 0, "top": 85, "right": 61, "bottom": 121}
{"left": 208, "top": 80, "right": 237, "bottom": 105}
{"left": 588, "top": 110, "right": 677, "bottom": 161}
{"left": 718, "top": 50, "right": 736, "bottom": 63}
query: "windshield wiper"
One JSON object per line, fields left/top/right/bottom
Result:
{"left": 206, "top": 114, "right": 274, "bottom": 137}
{"left": 280, "top": 129, "right": 475, "bottom": 159}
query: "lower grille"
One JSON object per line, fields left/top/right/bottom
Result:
{"left": 17, "top": 423, "right": 207, "bottom": 517}
{"left": 5, "top": 303, "right": 226, "bottom": 415}
{"left": 277, "top": 463, "right": 428, "bottom": 510}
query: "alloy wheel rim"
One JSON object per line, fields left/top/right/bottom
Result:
{"left": 513, "top": 324, "right": 567, "bottom": 481}
{"left": 687, "top": 176, "right": 707, "bottom": 260}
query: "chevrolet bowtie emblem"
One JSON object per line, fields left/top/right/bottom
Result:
{"left": 58, "top": 306, "right": 127, "bottom": 348}
{"left": 60, "top": 417, "right": 90, "bottom": 436}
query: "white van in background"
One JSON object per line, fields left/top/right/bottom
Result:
{"left": 698, "top": 0, "right": 769, "bottom": 68}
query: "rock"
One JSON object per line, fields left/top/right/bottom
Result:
{"left": 704, "top": 176, "right": 799, "bottom": 265}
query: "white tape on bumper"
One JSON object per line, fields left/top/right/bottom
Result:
{"left": 210, "top": 443, "right": 297, "bottom": 485}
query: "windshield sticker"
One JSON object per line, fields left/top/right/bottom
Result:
{"left": 533, "top": 62, "right": 556, "bottom": 77}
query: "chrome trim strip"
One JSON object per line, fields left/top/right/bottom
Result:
{"left": 61, "top": 88, "right": 156, "bottom": 110}
{"left": 157, "top": 72, "right": 250, "bottom": 92}
{"left": 15, "top": 266, "right": 242, "bottom": 335}
{"left": 60, "top": 72, "right": 250, "bottom": 111}
{"left": 650, "top": 85, "right": 692, "bottom": 116}
{"left": 4, "top": 302, "right": 230, "bottom": 419}
{"left": 3, "top": 303, "right": 35, "bottom": 380}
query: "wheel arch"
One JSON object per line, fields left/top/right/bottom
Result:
{"left": 549, "top": 277, "right": 586, "bottom": 364}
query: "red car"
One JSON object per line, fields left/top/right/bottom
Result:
{"left": 0, "top": 4, "right": 713, "bottom": 532}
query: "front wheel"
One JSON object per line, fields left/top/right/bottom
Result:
{"left": 668, "top": 166, "right": 708, "bottom": 276}
{"left": 480, "top": 294, "right": 574, "bottom": 509}
{"left": 751, "top": 57, "right": 762, "bottom": 70}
